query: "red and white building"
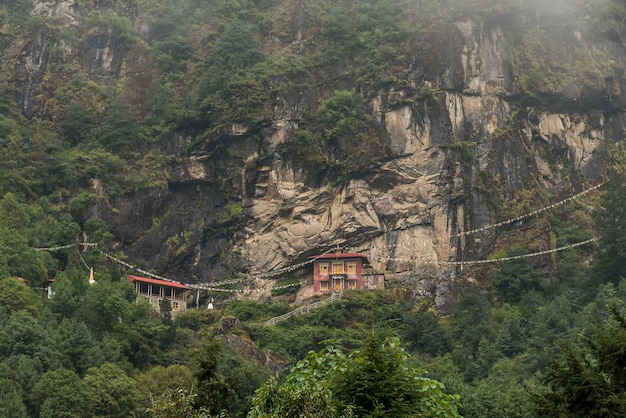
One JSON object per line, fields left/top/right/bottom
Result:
{"left": 309, "top": 251, "right": 384, "bottom": 294}
{"left": 129, "top": 275, "right": 190, "bottom": 317}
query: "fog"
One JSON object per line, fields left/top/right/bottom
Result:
{"left": 422, "top": 0, "right": 615, "bottom": 19}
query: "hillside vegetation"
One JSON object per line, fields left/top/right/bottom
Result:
{"left": 1, "top": 0, "right": 626, "bottom": 416}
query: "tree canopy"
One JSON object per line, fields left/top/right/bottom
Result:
{"left": 250, "top": 333, "right": 461, "bottom": 418}
{"left": 533, "top": 303, "right": 626, "bottom": 417}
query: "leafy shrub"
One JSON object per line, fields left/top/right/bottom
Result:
{"left": 175, "top": 309, "right": 219, "bottom": 331}
{"left": 152, "top": 35, "right": 191, "bottom": 74}
{"left": 223, "top": 300, "right": 290, "bottom": 322}
{"left": 59, "top": 103, "right": 95, "bottom": 146}
{"left": 212, "top": 21, "right": 263, "bottom": 71}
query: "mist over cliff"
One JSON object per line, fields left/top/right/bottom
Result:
{"left": 2, "top": 0, "right": 624, "bottom": 308}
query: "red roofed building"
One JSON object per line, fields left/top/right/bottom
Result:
{"left": 309, "top": 251, "right": 384, "bottom": 294}
{"left": 129, "top": 275, "right": 190, "bottom": 317}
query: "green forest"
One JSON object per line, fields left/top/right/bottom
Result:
{"left": 2, "top": 172, "right": 626, "bottom": 417}
{"left": 1, "top": 0, "right": 626, "bottom": 416}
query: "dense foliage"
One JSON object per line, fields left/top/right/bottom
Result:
{"left": 250, "top": 335, "right": 461, "bottom": 417}
{"left": 0, "top": 272, "right": 272, "bottom": 417}
{"left": 1, "top": 0, "right": 626, "bottom": 416}
{"left": 533, "top": 303, "right": 626, "bottom": 417}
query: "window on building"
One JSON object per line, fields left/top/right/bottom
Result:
{"left": 333, "top": 263, "right": 343, "bottom": 274}
{"left": 347, "top": 262, "right": 357, "bottom": 275}
{"left": 348, "top": 280, "right": 357, "bottom": 290}
{"left": 319, "top": 263, "right": 329, "bottom": 275}
{"left": 320, "top": 281, "right": 329, "bottom": 291}
{"left": 139, "top": 282, "right": 149, "bottom": 294}
{"left": 151, "top": 285, "right": 161, "bottom": 296}
{"left": 172, "top": 301, "right": 179, "bottom": 311}
{"left": 175, "top": 288, "right": 185, "bottom": 299}
{"left": 164, "top": 287, "right": 172, "bottom": 298}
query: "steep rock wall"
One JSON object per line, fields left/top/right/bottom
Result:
{"left": 235, "top": 17, "right": 612, "bottom": 310}
{"left": 11, "top": 1, "right": 625, "bottom": 311}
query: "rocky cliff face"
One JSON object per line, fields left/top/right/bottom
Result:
{"left": 11, "top": 0, "right": 625, "bottom": 311}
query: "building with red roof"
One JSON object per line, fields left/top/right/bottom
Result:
{"left": 129, "top": 275, "right": 190, "bottom": 317}
{"left": 309, "top": 251, "right": 384, "bottom": 294}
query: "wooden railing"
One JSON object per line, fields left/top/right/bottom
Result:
{"left": 265, "top": 292, "right": 342, "bottom": 326}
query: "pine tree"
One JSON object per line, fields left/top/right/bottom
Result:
{"left": 594, "top": 147, "right": 626, "bottom": 284}
{"left": 190, "top": 336, "right": 235, "bottom": 416}
{"left": 250, "top": 334, "right": 462, "bottom": 418}
{"left": 533, "top": 303, "right": 626, "bottom": 417}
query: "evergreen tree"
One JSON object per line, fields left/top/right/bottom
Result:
{"left": 83, "top": 362, "right": 142, "bottom": 418}
{"left": 333, "top": 334, "right": 462, "bottom": 417}
{"left": 212, "top": 21, "right": 263, "bottom": 71}
{"left": 0, "top": 311, "right": 61, "bottom": 371}
{"left": 49, "top": 273, "right": 82, "bottom": 319}
{"left": 0, "top": 277, "right": 44, "bottom": 317}
{"left": 594, "top": 147, "right": 626, "bottom": 285}
{"left": 0, "top": 377, "right": 27, "bottom": 418}
{"left": 31, "top": 368, "right": 90, "bottom": 418}
{"left": 53, "top": 319, "right": 97, "bottom": 376}
{"left": 533, "top": 303, "right": 626, "bottom": 417}
{"left": 190, "top": 335, "right": 235, "bottom": 415}
{"left": 250, "top": 333, "right": 462, "bottom": 418}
